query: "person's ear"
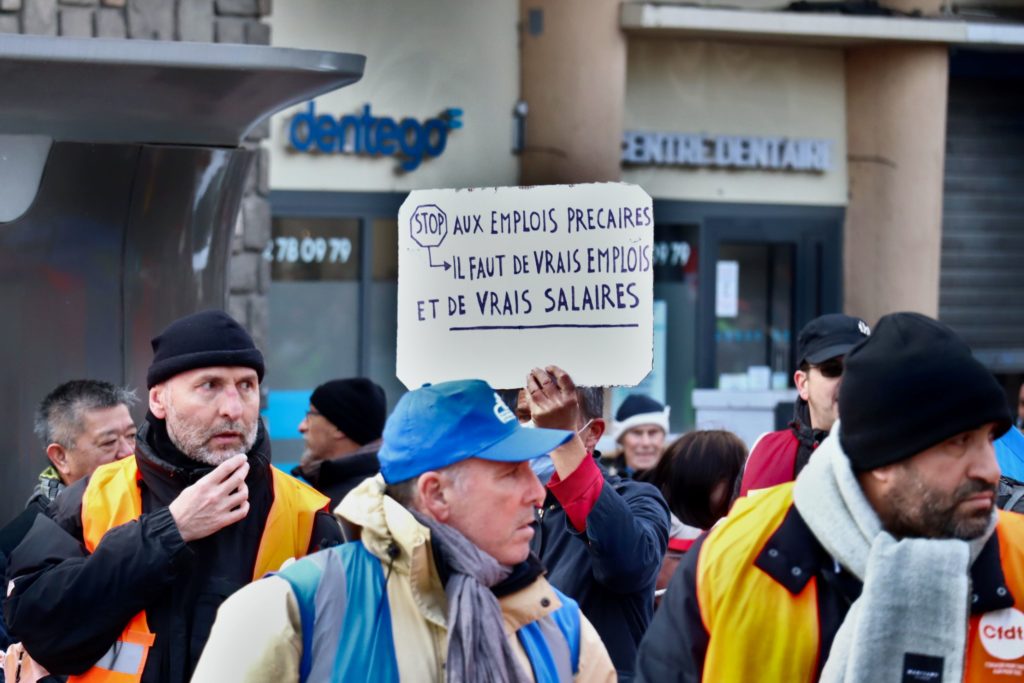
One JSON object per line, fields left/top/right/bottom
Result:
{"left": 149, "top": 385, "right": 168, "bottom": 419}
{"left": 47, "top": 443, "right": 72, "bottom": 480}
{"left": 416, "top": 471, "right": 452, "bottom": 522}
{"left": 582, "top": 418, "right": 605, "bottom": 452}
{"left": 857, "top": 462, "right": 899, "bottom": 506}
{"left": 794, "top": 370, "right": 810, "bottom": 401}
{"left": 867, "top": 463, "right": 898, "bottom": 486}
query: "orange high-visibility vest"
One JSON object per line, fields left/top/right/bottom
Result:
{"left": 964, "top": 510, "right": 1024, "bottom": 681}
{"left": 697, "top": 484, "right": 1024, "bottom": 682}
{"left": 70, "top": 455, "right": 329, "bottom": 683}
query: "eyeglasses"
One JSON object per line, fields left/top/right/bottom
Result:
{"left": 305, "top": 408, "right": 322, "bottom": 418}
{"left": 812, "top": 358, "right": 844, "bottom": 379}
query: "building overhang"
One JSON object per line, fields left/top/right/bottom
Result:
{"left": 621, "top": 3, "right": 1024, "bottom": 48}
{"left": 0, "top": 34, "right": 366, "bottom": 147}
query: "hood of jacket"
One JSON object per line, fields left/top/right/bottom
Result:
{"left": 338, "top": 475, "right": 447, "bottom": 626}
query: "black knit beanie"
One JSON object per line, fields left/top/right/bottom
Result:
{"left": 615, "top": 394, "right": 665, "bottom": 421}
{"left": 310, "top": 378, "right": 386, "bottom": 446}
{"left": 838, "top": 312, "right": 1011, "bottom": 471}
{"left": 147, "top": 310, "right": 265, "bottom": 388}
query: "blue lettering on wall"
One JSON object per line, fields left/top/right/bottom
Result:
{"left": 288, "top": 101, "right": 463, "bottom": 172}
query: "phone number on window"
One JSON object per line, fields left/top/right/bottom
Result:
{"left": 263, "top": 237, "right": 353, "bottom": 264}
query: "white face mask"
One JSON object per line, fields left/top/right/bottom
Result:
{"left": 530, "top": 452, "right": 555, "bottom": 484}
{"left": 521, "top": 418, "right": 592, "bottom": 436}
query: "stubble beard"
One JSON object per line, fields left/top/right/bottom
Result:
{"left": 810, "top": 394, "right": 839, "bottom": 433}
{"left": 165, "top": 399, "right": 258, "bottom": 466}
{"left": 883, "top": 467, "right": 996, "bottom": 540}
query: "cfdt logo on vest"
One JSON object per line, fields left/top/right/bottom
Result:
{"left": 980, "top": 608, "right": 1024, "bottom": 661}
{"left": 288, "top": 100, "right": 463, "bottom": 172}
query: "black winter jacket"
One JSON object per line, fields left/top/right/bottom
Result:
{"left": 291, "top": 441, "right": 381, "bottom": 511}
{"left": 531, "top": 455, "right": 670, "bottom": 681}
{"left": 3, "top": 415, "right": 342, "bottom": 683}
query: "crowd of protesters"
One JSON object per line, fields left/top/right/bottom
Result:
{"left": 2, "top": 306, "right": 1024, "bottom": 683}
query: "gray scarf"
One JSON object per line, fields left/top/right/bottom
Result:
{"left": 793, "top": 426, "right": 994, "bottom": 683}
{"left": 409, "top": 510, "right": 532, "bottom": 683}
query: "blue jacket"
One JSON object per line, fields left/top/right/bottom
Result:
{"left": 531, "top": 457, "right": 670, "bottom": 681}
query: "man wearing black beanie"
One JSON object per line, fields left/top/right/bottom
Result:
{"left": 292, "top": 377, "right": 387, "bottom": 511}
{"left": 5, "top": 310, "right": 342, "bottom": 683}
{"left": 637, "top": 312, "right": 1024, "bottom": 683}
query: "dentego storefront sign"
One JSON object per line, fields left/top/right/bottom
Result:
{"left": 287, "top": 100, "right": 463, "bottom": 172}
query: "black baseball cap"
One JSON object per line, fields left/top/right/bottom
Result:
{"left": 797, "top": 313, "right": 871, "bottom": 366}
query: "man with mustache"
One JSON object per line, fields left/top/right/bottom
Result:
{"left": 636, "top": 312, "right": 1024, "bottom": 682}
{"left": 4, "top": 310, "right": 341, "bottom": 683}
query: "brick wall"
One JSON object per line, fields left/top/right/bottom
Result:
{"left": 0, "top": 0, "right": 273, "bottom": 349}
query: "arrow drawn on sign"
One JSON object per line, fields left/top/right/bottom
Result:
{"left": 427, "top": 247, "right": 451, "bottom": 271}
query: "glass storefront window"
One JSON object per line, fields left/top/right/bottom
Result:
{"left": 264, "top": 216, "right": 362, "bottom": 461}
{"left": 714, "top": 243, "right": 794, "bottom": 390}
{"left": 613, "top": 223, "right": 699, "bottom": 433}
{"left": 267, "top": 216, "right": 360, "bottom": 281}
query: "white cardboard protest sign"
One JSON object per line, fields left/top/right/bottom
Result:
{"left": 396, "top": 183, "right": 654, "bottom": 389}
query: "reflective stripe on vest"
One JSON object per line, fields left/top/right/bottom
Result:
{"left": 69, "top": 617, "right": 156, "bottom": 683}
{"left": 73, "top": 456, "right": 329, "bottom": 683}
{"left": 278, "top": 543, "right": 580, "bottom": 683}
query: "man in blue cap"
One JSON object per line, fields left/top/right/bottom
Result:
{"left": 194, "top": 378, "right": 616, "bottom": 683}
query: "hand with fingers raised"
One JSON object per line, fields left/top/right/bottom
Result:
{"left": 168, "top": 454, "right": 251, "bottom": 543}
{"left": 525, "top": 365, "right": 581, "bottom": 432}
{"left": 525, "top": 365, "right": 590, "bottom": 480}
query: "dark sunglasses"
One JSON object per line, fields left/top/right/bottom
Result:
{"left": 812, "top": 358, "right": 844, "bottom": 379}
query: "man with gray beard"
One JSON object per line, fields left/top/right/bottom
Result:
{"left": 4, "top": 310, "right": 341, "bottom": 683}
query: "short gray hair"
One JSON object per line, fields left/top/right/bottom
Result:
{"left": 385, "top": 461, "right": 468, "bottom": 510}
{"left": 34, "top": 380, "right": 138, "bottom": 448}
{"left": 576, "top": 387, "right": 604, "bottom": 422}
{"left": 385, "top": 478, "right": 419, "bottom": 508}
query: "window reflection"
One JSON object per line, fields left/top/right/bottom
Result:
{"left": 714, "top": 243, "right": 794, "bottom": 391}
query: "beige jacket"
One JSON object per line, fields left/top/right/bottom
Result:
{"left": 192, "top": 476, "right": 616, "bottom": 683}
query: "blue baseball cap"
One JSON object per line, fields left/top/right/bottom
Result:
{"left": 378, "top": 379, "right": 574, "bottom": 484}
